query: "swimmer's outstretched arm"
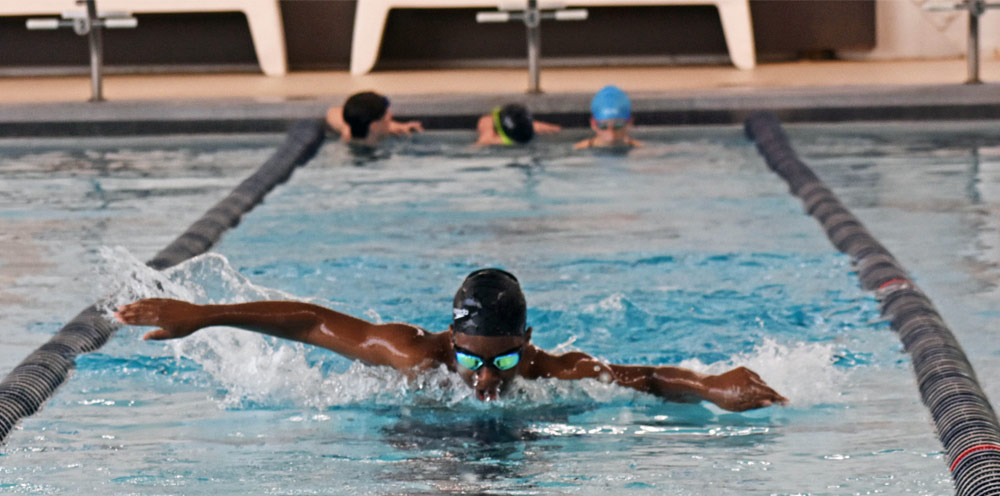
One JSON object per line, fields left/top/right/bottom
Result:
{"left": 521, "top": 347, "right": 787, "bottom": 412}
{"left": 387, "top": 118, "right": 423, "bottom": 135}
{"left": 532, "top": 120, "right": 561, "bottom": 135}
{"left": 115, "top": 299, "right": 446, "bottom": 371}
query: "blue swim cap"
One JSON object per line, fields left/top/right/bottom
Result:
{"left": 590, "top": 85, "right": 631, "bottom": 121}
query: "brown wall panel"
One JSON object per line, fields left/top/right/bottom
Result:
{"left": 281, "top": 0, "right": 355, "bottom": 71}
{"left": 752, "top": 0, "right": 876, "bottom": 56}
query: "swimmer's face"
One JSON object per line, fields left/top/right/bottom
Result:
{"left": 450, "top": 330, "right": 529, "bottom": 402}
{"left": 369, "top": 109, "right": 393, "bottom": 138}
{"left": 591, "top": 117, "right": 631, "bottom": 142}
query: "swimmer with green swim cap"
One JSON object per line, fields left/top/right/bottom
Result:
{"left": 476, "top": 103, "right": 563, "bottom": 146}
{"left": 116, "top": 268, "right": 786, "bottom": 409}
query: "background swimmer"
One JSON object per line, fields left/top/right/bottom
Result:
{"left": 326, "top": 91, "right": 423, "bottom": 145}
{"left": 575, "top": 85, "right": 643, "bottom": 149}
{"left": 476, "top": 103, "right": 561, "bottom": 146}
{"left": 116, "top": 268, "right": 787, "bottom": 410}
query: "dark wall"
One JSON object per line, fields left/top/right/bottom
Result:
{"left": 0, "top": 13, "right": 258, "bottom": 70}
{"left": 752, "top": 1, "right": 876, "bottom": 57}
{"left": 0, "top": 1, "right": 873, "bottom": 73}
{"left": 374, "top": 1, "right": 875, "bottom": 68}
{"left": 281, "top": 0, "right": 355, "bottom": 71}
{"left": 378, "top": 6, "right": 730, "bottom": 67}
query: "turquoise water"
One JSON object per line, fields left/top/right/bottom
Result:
{"left": 3, "top": 124, "right": 999, "bottom": 494}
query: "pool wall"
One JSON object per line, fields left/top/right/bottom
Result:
{"left": 745, "top": 111, "right": 1000, "bottom": 496}
{"left": 3, "top": 83, "right": 1000, "bottom": 137}
{"left": 0, "top": 119, "right": 324, "bottom": 443}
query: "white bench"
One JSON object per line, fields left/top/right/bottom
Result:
{"left": 5, "top": 0, "right": 287, "bottom": 76}
{"left": 350, "top": 0, "right": 755, "bottom": 75}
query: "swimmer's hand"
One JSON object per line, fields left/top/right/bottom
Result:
{"left": 389, "top": 119, "right": 423, "bottom": 136}
{"left": 115, "top": 298, "right": 204, "bottom": 341}
{"left": 703, "top": 366, "right": 788, "bottom": 412}
{"left": 532, "top": 120, "right": 561, "bottom": 135}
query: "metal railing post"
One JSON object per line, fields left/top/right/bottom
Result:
{"left": 926, "top": 0, "right": 999, "bottom": 84}
{"left": 525, "top": 0, "right": 542, "bottom": 93}
{"left": 477, "top": 3, "right": 587, "bottom": 94}
{"left": 25, "top": 0, "right": 136, "bottom": 102}
{"left": 83, "top": 0, "right": 104, "bottom": 101}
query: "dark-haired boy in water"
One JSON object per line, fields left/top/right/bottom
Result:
{"left": 326, "top": 91, "right": 423, "bottom": 146}
{"left": 116, "top": 269, "right": 786, "bottom": 410}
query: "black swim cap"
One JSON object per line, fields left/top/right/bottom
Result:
{"left": 452, "top": 268, "right": 527, "bottom": 337}
{"left": 342, "top": 91, "right": 389, "bottom": 139}
{"left": 493, "top": 104, "right": 535, "bottom": 144}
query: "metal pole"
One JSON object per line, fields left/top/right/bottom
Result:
{"left": 966, "top": 0, "right": 985, "bottom": 84}
{"left": 84, "top": 0, "right": 104, "bottom": 101}
{"left": 525, "top": 0, "right": 542, "bottom": 93}
{"left": 923, "top": 0, "right": 998, "bottom": 84}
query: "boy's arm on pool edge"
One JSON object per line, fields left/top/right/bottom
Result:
{"left": 115, "top": 299, "right": 441, "bottom": 370}
{"left": 526, "top": 348, "right": 787, "bottom": 412}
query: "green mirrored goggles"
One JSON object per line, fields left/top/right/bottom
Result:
{"left": 455, "top": 349, "right": 521, "bottom": 372}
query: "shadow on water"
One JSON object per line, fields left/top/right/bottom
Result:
{"left": 369, "top": 400, "right": 782, "bottom": 494}
{"left": 376, "top": 405, "right": 585, "bottom": 494}
{"left": 346, "top": 142, "right": 391, "bottom": 166}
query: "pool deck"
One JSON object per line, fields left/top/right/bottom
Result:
{"left": 1, "top": 57, "right": 1000, "bottom": 134}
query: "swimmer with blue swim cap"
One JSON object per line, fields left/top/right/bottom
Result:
{"left": 476, "top": 103, "right": 563, "bottom": 146}
{"left": 326, "top": 91, "right": 424, "bottom": 146}
{"left": 575, "top": 85, "right": 644, "bottom": 149}
{"left": 117, "top": 268, "right": 786, "bottom": 409}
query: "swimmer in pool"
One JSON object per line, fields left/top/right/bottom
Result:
{"left": 574, "top": 85, "right": 644, "bottom": 149}
{"left": 115, "top": 268, "right": 787, "bottom": 411}
{"left": 476, "top": 103, "right": 562, "bottom": 146}
{"left": 326, "top": 91, "right": 423, "bottom": 146}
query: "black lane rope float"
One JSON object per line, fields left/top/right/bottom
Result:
{"left": 744, "top": 111, "right": 1000, "bottom": 495}
{"left": 0, "top": 119, "right": 325, "bottom": 444}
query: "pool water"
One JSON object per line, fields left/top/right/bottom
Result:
{"left": 2, "top": 124, "right": 1000, "bottom": 494}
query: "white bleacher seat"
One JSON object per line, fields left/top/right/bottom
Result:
{"left": 4, "top": 0, "right": 287, "bottom": 76}
{"left": 350, "top": 0, "right": 755, "bottom": 75}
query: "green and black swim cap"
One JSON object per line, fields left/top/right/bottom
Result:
{"left": 452, "top": 268, "right": 527, "bottom": 337}
{"left": 492, "top": 104, "right": 535, "bottom": 145}
{"left": 342, "top": 91, "right": 389, "bottom": 139}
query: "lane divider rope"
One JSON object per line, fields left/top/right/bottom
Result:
{"left": 0, "top": 120, "right": 325, "bottom": 444}
{"left": 744, "top": 111, "right": 1000, "bottom": 496}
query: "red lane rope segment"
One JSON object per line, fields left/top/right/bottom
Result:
{"left": 951, "top": 444, "right": 1000, "bottom": 472}
{"left": 877, "top": 278, "right": 909, "bottom": 291}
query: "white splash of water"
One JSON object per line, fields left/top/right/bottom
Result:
{"left": 677, "top": 338, "right": 850, "bottom": 407}
{"left": 583, "top": 293, "right": 626, "bottom": 313}
{"left": 94, "top": 245, "right": 201, "bottom": 315}
{"left": 95, "top": 246, "right": 312, "bottom": 319}
{"left": 507, "top": 375, "right": 645, "bottom": 405}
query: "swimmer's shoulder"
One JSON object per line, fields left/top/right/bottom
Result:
{"left": 476, "top": 114, "right": 502, "bottom": 146}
